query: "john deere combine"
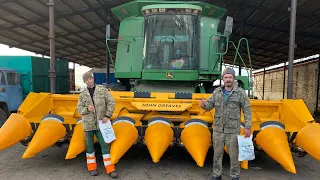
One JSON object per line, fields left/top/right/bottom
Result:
{"left": 0, "top": 0, "right": 319, "bottom": 175}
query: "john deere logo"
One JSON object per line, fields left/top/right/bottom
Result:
{"left": 166, "top": 72, "right": 173, "bottom": 79}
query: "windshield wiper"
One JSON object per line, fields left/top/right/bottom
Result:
{"left": 169, "top": 11, "right": 192, "bottom": 38}
{"left": 169, "top": 11, "right": 185, "bottom": 28}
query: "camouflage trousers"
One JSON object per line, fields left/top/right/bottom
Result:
{"left": 212, "top": 131, "right": 240, "bottom": 178}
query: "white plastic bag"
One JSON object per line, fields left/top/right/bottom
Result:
{"left": 98, "top": 120, "right": 116, "bottom": 143}
{"left": 237, "top": 134, "right": 255, "bottom": 161}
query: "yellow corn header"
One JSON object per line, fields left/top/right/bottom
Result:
{"left": 0, "top": 91, "right": 319, "bottom": 174}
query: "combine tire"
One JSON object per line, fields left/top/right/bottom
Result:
{"left": 0, "top": 108, "right": 7, "bottom": 128}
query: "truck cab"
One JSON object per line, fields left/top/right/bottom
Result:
{"left": 0, "top": 68, "right": 23, "bottom": 127}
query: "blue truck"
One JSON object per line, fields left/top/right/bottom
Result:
{"left": 0, "top": 56, "right": 71, "bottom": 127}
{"left": 0, "top": 68, "right": 23, "bottom": 127}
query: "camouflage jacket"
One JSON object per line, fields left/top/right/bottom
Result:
{"left": 77, "top": 84, "right": 116, "bottom": 131}
{"left": 202, "top": 86, "right": 252, "bottom": 134}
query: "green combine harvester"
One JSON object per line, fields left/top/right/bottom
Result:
{"left": 108, "top": 0, "right": 253, "bottom": 93}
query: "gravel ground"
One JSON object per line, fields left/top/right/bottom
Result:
{"left": 0, "top": 143, "right": 319, "bottom": 180}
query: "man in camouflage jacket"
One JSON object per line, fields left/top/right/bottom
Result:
{"left": 200, "top": 68, "right": 252, "bottom": 180}
{"left": 77, "top": 71, "right": 118, "bottom": 178}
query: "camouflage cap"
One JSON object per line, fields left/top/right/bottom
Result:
{"left": 82, "top": 71, "right": 93, "bottom": 82}
{"left": 222, "top": 67, "right": 235, "bottom": 77}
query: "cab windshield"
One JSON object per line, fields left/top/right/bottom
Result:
{"left": 143, "top": 13, "right": 199, "bottom": 70}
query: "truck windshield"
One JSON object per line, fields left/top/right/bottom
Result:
{"left": 143, "top": 13, "right": 199, "bottom": 70}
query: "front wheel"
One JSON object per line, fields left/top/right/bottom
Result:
{"left": 0, "top": 108, "right": 8, "bottom": 128}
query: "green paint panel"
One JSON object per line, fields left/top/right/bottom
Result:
{"left": 56, "top": 75, "right": 70, "bottom": 94}
{"left": 31, "top": 56, "right": 50, "bottom": 75}
{"left": 32, "top": 75, "right": 49, "bottom": 92}
{"left": 111, "top": 1, "right": 140, "bottom": 21}
{"left": 142, "top": 70, "right": 198, "bottom": 81}
{"left": 236, "top": 76, "right": 251, "bottom": 90}
{"left": 0, "top": 56, "right": 70, "bottom": 98}
{"left": 199, "top": 71, "right": 220, "bottom": 75}
{"left": 197, "top": 2, "right": 226, "bottom": 19}
{"left": 115, "top": 72, "right": 141, "bottom": 79}
{"left": 118, "top": 17, "right": 144, "bottom": 37}
{"left": 199, "top": 17, "right": 222, "bottom": 73}
{"left": 114, "top": 17, "right": 144, "bottom": 79}
{"left": 56, "top": 60, "right": 70, "bottom": 75}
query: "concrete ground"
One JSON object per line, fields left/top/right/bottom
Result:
{"left": 0, "top": 143, "right": 319, "bottom": 180}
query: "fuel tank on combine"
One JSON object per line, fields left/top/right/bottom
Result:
{"left": 0, "top": 91, "right": 319, "bottom": 174}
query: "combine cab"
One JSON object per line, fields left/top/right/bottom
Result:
{"left": 109, "top": 0, "right": 252, "bottom": 93}
{"left": 0, "top": 0, "right": 319, "bottom": 174}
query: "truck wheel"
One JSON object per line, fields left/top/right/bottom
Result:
{"left": 0, "top": 108, "right": 8, "bottom": 128}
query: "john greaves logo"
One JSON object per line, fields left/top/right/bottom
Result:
{"left": 141, "top": 103, "right": 181, "bottom": 108}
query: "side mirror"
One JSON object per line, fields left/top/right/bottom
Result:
{"left": 106, "top": 24, "right": 111, "bottom": 40}
{"left": 224, "top": 16, "right": 233, "bottom": 36}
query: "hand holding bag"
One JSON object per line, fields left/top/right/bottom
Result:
{"left": 237, "top": 134, "right": 255, "bottom": 161}
{"left": 99, "top": 120, "right": 116, "bottom": 143}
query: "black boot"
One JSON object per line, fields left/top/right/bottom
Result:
{"left": 88, "top": 170, "right": 98, "bottom": 176}
{"left": 232, "top": 178, "right": 239, "bottom": 180}
{"left": 110, "top": 171, "right": 118, "bottom": 179}
{"left": 212, "top": 176, "right": 221, "bottom": 180}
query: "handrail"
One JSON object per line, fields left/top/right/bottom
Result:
{"left": 209, "top": 34, "right": 229, "bottom": 55}
{"left": 209, "top": 34, "right": 229, "bottom": 71}
{"left": 229, "top": 37, "right": 254, "bottom": 95}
